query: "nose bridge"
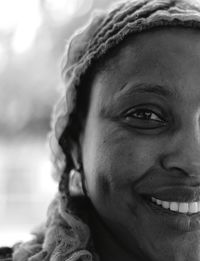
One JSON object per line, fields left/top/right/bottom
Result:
{"left": 161, "top": 116, "right": 200, "bottom": 175}
{"left": 184, "top": 124, "right": 200, "bottom": 167}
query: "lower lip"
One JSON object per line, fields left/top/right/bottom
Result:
{"left": 143, "top": 197, "right": 200, "bottom": 232}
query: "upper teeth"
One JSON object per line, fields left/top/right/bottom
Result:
{"left": 151, "top": 197, "right": 200, "bottom": 214}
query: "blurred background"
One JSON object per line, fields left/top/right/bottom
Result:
{"left": 0, "top": 0, "right": 115, "bottom": 247}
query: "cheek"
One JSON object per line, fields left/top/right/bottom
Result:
{"left": 82, "top": 129, "right": 162, "bottom": 207}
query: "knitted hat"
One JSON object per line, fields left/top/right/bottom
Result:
{"left": 50, "top": 0, "right": 200, "bottom": 193}
{"left": 13, "top": 0, "right": 200, "bottom": 261}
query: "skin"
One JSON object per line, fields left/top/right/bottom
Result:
{"left": 74, "top": 28, "right": 200, "bottom": 261}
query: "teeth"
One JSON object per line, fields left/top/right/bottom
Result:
{"left": 162, "top": 201, "right": 170, "bottom": 209}
{"left": 189, "top": 202, "right": 198, "bottom": 213}
{"left": 179, "top": 203, "right": 188, "bottom": 213}
{"left": 151, "top": 197, "right": 200, "bottom": 214}
{"left": 170, "top": 202, "right": 178, "bottom": 211}
{"left": 156, "top": 199, "right": 161, "bottom": 205}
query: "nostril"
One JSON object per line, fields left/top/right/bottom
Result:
{"left": 161, "top": 157, "right": 200, "bottom": 178}
{"left": 160, "top": 146, "right": 200, "bottom": 174}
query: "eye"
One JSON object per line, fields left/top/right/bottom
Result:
{"left": 131, "top": 109, "right": 163, "bottom": 122}
{"left": 124, "top": 105, "right": 168, "bottom": 130}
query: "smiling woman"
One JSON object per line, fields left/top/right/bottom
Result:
{"left": 3, "top": 0, "right": 200, "bottom": 260}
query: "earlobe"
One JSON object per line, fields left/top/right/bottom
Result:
{"left": 69, "top": 136, "right": 86, "bottom": 196}
{"left": 71, "top": 138, "right": 82, "bottom": 170}
{"left": 69, "top": 169, "right": 84, "bottom": 196}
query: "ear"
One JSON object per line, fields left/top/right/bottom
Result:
{"left": 69, "top": 169, "right": 84, "bottom": 196}
{"left": 69, "top": 140, "right": 85, "bottom": 196}
{"left": 70, "top": 139, "right": 82, "bottom": 170}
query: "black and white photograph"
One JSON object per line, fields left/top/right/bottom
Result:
{"left": 1, "top": 0, "right": 200, "bottom": 260}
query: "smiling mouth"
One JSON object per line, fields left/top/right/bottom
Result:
{"left": 150, "top": 197, "right": 200, "bottom": 214}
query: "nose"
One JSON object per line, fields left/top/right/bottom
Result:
{"left": 161, "top": 122, "right": 200, "bottom": 177}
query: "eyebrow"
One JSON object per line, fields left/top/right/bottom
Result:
{"left": 100, "top": 82, "right": 177, "bottom": 119}
{"left": 116, "top": 82, "right": 176, "bottom": 98}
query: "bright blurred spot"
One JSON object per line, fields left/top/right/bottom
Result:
{"left": 0, "top": 230, "right": 34, "bottom": 246}
{"left": 11, "top": 0, "right": 42, "bottom": 54}
{"left": 0, "top": 0, "right": 19, "bottom": 32}
{"left": 0, "top": 0, "right": 42, "bottom": 34}
{"left": 45, "top": 0, "right": 93, "bottom": 24}
{"left": 46, "top": 0, "right": 78, "bottom": 16}
{"left": 38, "top": 158, "right": 57, "bottom": 196}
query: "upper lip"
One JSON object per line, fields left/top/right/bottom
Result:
{"left": 150, "top": 186, "right": 200, "bottom": 202}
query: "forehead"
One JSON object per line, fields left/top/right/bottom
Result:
{"left": 90, "top": 27, "right": 200, "bottom": 106}
{"left": 104, "top": 27, "right": 200, "bottom": 68}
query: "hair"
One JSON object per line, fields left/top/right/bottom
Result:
{"left": 52, "top": 0, "right": 200, "bottom": 197}
{"left": 12, "top": 0, "right": 200, "bottom": 260}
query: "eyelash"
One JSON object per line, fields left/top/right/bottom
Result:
{"left": 124, "top": 105, "right": 168, "bottom": 129}
{"left": 130, "top": 108, "right": 164, "bottom": 122}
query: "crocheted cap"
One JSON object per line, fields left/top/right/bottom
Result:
{"left": 50, "top": 0, "right": 200, "bottom": 187}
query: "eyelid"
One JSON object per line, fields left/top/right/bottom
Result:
{"left": 132, "top": 110, "right": 163, "bottom": 122}
{"left": 124, "top": 103, "right": 168, "bottom": 121}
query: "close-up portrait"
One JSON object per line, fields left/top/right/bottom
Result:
{"left": 1, "top": 0, "right": 200, "bottom": 260}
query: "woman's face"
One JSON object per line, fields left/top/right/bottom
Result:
{"left": 80, "top": 28, "right": 200, "bottom": 261}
